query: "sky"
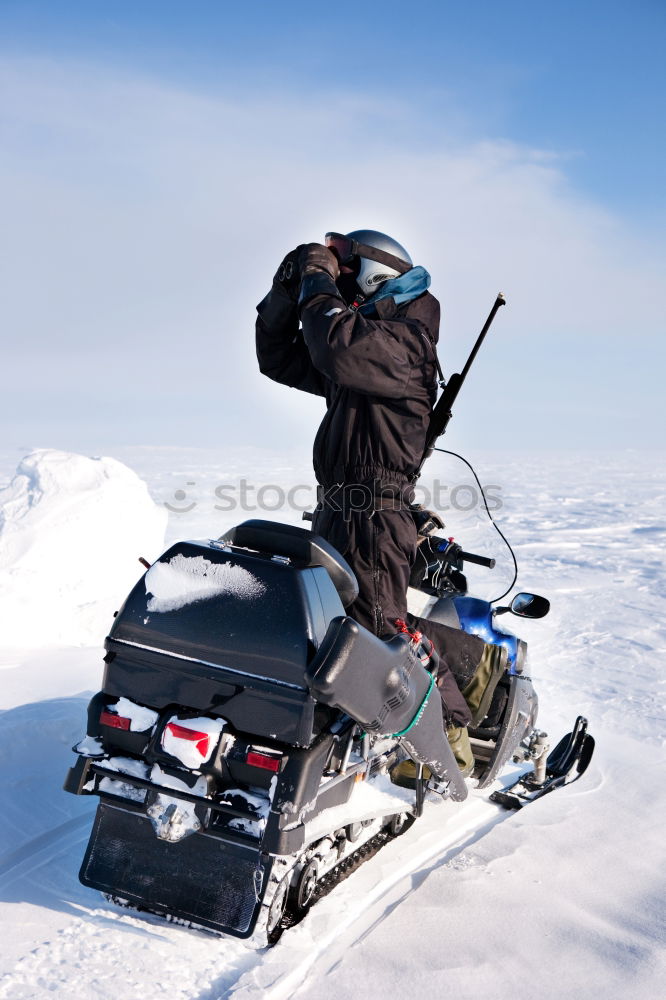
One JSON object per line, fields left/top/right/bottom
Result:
{"left": 1, "top": 0, "right": 665, "bottom": 457}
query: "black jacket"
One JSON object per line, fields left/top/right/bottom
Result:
{"left": 255, "top": 276, "right": 440, "bottom": 494}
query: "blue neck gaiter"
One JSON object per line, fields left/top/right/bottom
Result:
{"left": 357, "top": 266, "right": 431, "bottom": 315}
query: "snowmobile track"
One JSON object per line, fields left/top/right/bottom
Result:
{"left": 215, "top": 791, "right": 513, "bottom": 1000}
{"left": 280, "top": 828, "right": 394, "bottom": 934}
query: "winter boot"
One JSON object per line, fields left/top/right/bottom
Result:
{"left": 461, "top": 643, "right": 507, "bottom": 726}
{"left": 390, "top": 759, "right": 431, "bottom": 789}
{"left": 446, "top": 724, "right": 475, "bottom": 778}
{"left": 390, "top": 724, "right": 475, "bottom": 788}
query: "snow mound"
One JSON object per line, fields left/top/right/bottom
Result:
{"left": 0, "top": 449, "right": 167, "bottom": 648}
{"left": 145, "top": 552, "right": 266, "bottom": 612}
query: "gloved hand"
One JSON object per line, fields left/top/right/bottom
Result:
{"left": 272, "top": 245, "right": 306, "bottom": 302}
{"left": 410, "top": 505, "right": 446, "bottom": 538}
{"left": 298, "top": 243, "right": 340, "bottom": 281}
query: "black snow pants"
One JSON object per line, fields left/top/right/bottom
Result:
{"left": 312, "top": 504, "right": 473, "bottom": 728}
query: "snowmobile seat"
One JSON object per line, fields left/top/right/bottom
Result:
{"left": 221, "top": 519, "right": 359, "bottom": 608}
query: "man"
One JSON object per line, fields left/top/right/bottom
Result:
{"left": 255, "top": 230, "right": 488, "bottom": 779}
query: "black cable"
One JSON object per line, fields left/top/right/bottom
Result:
{"left": 433, "top": 447, "right": 518, "bottom": 603}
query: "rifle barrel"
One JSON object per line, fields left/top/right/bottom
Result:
{"left": 415, "top": 293, "right": 506, "bottom": 479}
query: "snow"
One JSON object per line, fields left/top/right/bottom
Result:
{"left": 93, "top": 756, "right": 151, "bottom": 803}
{"left": 74, "top": 735, "right": 104, "bottom": 757}
{"left": 112, "top": 696, "right": 159, "bottom": 732}
{"left": 149, "top": 763, "right": 209, "bottom": 798}
{"left": 0, "top": 449, "right": 167, "bottom": 652}
{"left": 300, "top": 772, "right": 414, "bottom": 842}
{"left": 248, "top": 743, "right": 283, "bottom": 757}
{"left": 219, "top": 788, "right": 271, "bottom": 816}
{"left": 97, "top": 777, "right": 146, "bottom": 803}
{"left": 101, "top": 755, "right": 150, "bottom": 779}
{"left": 0, "top": 446, "right": 664, "bottom": 1000}
{"left": 228, "top": 817, "right": 266, "bottom": 838}
{"left": 218, "top": 789, "right": 270, "bottom": 837}
{"left": 145, "top": 553, "right": 266, "bottom": 613}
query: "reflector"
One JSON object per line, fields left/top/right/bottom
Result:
{"left": 166, "top": 722, "right": 210, "bottom": 758}
{"left": 100, "top": 710, "right": 131, "bottom": 731}
{"left": 246, "top": 751, "right": 281, "bottom": 772}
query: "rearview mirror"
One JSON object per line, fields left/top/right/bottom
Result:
{"left": 509, "top": 592, "right": 550, "bottom": 619}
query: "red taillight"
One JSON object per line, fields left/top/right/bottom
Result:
{"left": 246, "top": 751, "right": 281, "bottom": 772}
{"left": 100, "top": 710, "right": 131, "bottom": 731}
{"left": 166, "top": 722, "right": 210, "bottom": 758}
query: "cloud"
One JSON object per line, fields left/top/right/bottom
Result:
{"left": 0, "top": 55, "right": 663, "bottom": 450}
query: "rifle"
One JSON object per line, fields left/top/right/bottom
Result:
{"left": 414, "top": 293, "right": 506, "bottom": 480}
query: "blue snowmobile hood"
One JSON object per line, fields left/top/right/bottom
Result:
{"left": 357, "top": 266, "right": 431, "bottom": 315}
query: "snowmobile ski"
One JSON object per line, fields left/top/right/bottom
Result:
{"left": 489, "top": 716, "right": 595, "bottom": 810}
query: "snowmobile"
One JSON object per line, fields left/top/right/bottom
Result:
{"left": 63, "top": 294, "right": 594, "bottom": 943}
{"left": 63, "top": 516, "right": 594, "bottom": 944}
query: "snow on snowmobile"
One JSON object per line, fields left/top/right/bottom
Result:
{"left": 63, "top": 296, "right": 594, "bottom": 944}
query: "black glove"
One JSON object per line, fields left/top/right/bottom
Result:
{"left": 298, "top": 243, "right": 340, "bottom": 281}
{"left": 410, "top": 505, "right": 446, "bottom": 538}
{"left": 272, "top": 245, "right": 306, "bottom": 302}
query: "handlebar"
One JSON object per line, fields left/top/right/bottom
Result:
{"left": 459, "top": 549, "right": 496, "bottom": 569}
{"left": 416, "top": 537, "right": 496, "bottom": 598}
{"left": 432, "top": 537, "right": 496, "bottom": 570}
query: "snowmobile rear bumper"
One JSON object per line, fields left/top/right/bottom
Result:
{"left": 80, "top": 800, "right": 271, "bottom": 937}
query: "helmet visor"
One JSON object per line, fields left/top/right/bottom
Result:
{"left": 325, "top": 232, "right": 355, "bottom": 265}
{"left": 325, "top": 231, "right": 411, "bottom": 275}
